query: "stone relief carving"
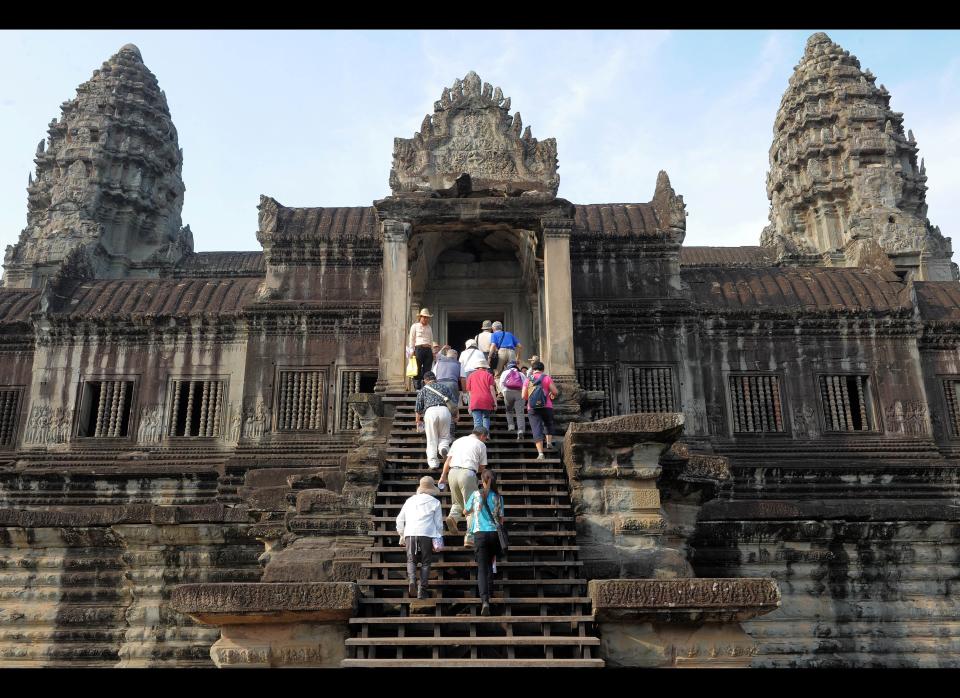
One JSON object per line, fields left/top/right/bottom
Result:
{"left": 884, "top": 400, "right": 928, "bottom": 436}
{"left": 24, "top": 405, "right": 72, "bottom": 445}
{"left": 137, "top": 405, "right": 165, "bottom": 444}
{"left": 242, "top": 399, "right": 268, "bottom": 441}
{"left": 389, "top": 71, "right": 559, "bottom": 197}
{"left": 228, "top": 404, "right": 242, "bottom": 443}
{"left": 792, "top": 403, "right": 817, "bottom": 437}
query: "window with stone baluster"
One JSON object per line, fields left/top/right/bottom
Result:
{"left": 941, "top": 379, "right": 960, "bottom": 437}
{"left": 576, "top": 366, "right": 616, "bottom": 418}
{"left": 337, "top": 369, "right": 378, "bottom": 431}
{"left": 166, "top": 378, "right": 226, "bottom": 438}
{"left": 0, "top": 387, "right": 24, "bottom": 448}
{"left": 818, "top": 374, "right": 874, "bottom": 432}
{"left": 728, "top": 374, "right": 786, "bottom": 433}
{"left": 76, "top": 379, "right": 135, "bottom": 438}
{"left": 275, "top": 368, "right": 327, "bottom": 432}
{"left": 624, "top": 366, "right": 676, "bottom": 413}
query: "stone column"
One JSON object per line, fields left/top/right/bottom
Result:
{"left": 541, "top": 218, "right": 581, "bottom": 423}
{"left": 375, "top": 219, "right": 410, "bottom": 393}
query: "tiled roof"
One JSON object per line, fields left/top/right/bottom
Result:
{"left": 58, "top": 278, "right": 259, "bottom": 320}
{"left": 914, "top": 282, "right": 960, "bottom": 323}
{"left": 0, "top": 289, "right": 41, "bottom": 324}
{"left": 682, "top": 266, "right": 910, "bottom": 313}
{"left": 680, "top": 246, "right": 775, "bottom": 267}
{"left": 174, "top": 251, "right": 265, "bottom": 277}
{"left": 572, "top": 203, "right": 660, "bottom": 237}
{"left": 273, "top": 206, "right": 378, "bottom": 240}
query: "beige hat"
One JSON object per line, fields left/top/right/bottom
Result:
{"left": 418, "top": 308, "right": 433, "bottom": 318}
{"left": 481, "top": 320, "right": 493, "bottom": 330}
{"left": 417, "top": 476, "right": 441, "bottom": 497}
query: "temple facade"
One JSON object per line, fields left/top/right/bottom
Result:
{"left": 1, "top": 34, "right": 959, "bottom": 667}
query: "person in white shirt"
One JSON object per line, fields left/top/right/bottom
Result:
{"left": 396, "top": 476, "right": 444, "bottom": 599}
{"left": 459, "top": 338, "right": 488, "bottom": 407}
{"left": 437, "top": 427, "right": 489, "bottom": 534}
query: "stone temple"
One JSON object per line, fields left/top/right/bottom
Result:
{"left": 1, "top": 34, "right": 959, "bottom": 667}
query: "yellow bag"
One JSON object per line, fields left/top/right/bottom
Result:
{"left": 405, "top": 355, "right": 419, "bottom": 378}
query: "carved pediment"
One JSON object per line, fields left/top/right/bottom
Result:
{"left": 389, "top": 71, "right": 559, "bottom": 197}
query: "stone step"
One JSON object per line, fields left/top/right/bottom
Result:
{"left": 346, "top": 636, "right": 600, "bottom": 647}
{"left": 341, "top": 659, "right": 604, "bottom": 668}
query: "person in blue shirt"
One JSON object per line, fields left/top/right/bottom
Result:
{"left": 464, "top": 469, "right": 505, "bottom": 616}
{"left": 488, "top": 321, "right": 522, "bottom": 378}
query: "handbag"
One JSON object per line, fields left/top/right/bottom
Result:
{"left": 481, "top": 491, "right": 509, "bottom": 553}
{"left": 432, "top": 536, "right": 445, "bottom": 552}
{"left": 424, "top": 384, "right": 457, "bottom": 413}
{"left": 405, "top": 355, "right": 418, "bottom": 378}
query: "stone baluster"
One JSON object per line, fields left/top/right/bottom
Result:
{"left": 168, "top": 380, "right": 181, "bottom": 436}
{"left": 198, "top": 381, "right": 210, "bottom": 437}
{"left": 184, "top": 380, "right": 196, "bottom": 437}
{"left": 111, "top": 381, "right": 126, "bottom": 437}
{"left": 94, "top": 381, "right": 110, "bottom": 437}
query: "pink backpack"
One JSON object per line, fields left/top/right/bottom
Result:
{"left": 503, "top": 368, "right": 523, "bottom": 390}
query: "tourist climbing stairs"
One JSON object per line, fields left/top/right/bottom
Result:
{"left": 342, "top": 391, "right": 603, "bottom": 667}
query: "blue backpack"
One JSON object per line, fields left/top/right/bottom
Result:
{"left": 528, "top": 374, "right": 547, "bottom": 409}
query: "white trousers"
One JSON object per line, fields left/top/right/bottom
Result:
{"left": 424, "top": 405, "right": 452, "bottom": 468}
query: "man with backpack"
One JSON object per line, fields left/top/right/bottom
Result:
{"left": 498, "top": 360, "right": 526, "bottom": 440}
{"left": 522, "top": 361, "right": 559, "bottom": 460}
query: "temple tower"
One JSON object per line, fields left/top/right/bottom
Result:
{"left": 3, "top": 44, "right": 191, "bottom": 289}
{"left": 761, "top": 32, "right": 956, "bottom": 281}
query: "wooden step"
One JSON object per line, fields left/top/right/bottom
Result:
{"left": 376, "top": 491, "right": 570, "bottom": 499}
{"left": 342, "top": 658, "right": 604, "bottom": 667}
{"left": 350, "top": 615, "right": 593, "bottom": 625}
{"left": 380, "top": 478, "right": 567, "bottom": 482}
{"left": 368, "top": 531, "right": 576, "bottom": 538}
{"left": 346, "top": 637, "right": 600, "bottom": 647}
{"left": 358, "top": 596, "right": 591, "bottom": 605}
{"left": 364, "top": 545, "right": 581, "bottom": 553}
{"left": 376, "top": 503, "right": 565, "bottom": 511}
{"left": 359, "top": 579, "right": 587, "bottom": 587}
{"left": 371, "top": 516, "right": 573, "bottom": 523}
{"left": 361, "top": 560, "right": 583, "bottom": 569}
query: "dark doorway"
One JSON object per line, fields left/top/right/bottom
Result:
{"left": 447, "top": 312, "right": 504, "bottom": 353}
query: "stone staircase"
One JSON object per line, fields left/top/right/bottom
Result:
{"left": 342, "top": 392, "right": 603, "bottom": 667}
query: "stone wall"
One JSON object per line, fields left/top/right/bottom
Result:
{"left": 0, "top": 506, "right": 261, "bottom": 667}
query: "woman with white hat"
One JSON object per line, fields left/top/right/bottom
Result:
{"left": 396, "top": 476, "right": 444, "bottom": 600}
{"left": 407, "top": 308, "right": 435, "bottom": 391}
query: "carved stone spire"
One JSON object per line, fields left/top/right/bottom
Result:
{"left": 389, "top": 71, "right": 559, "bottom": 197}
{"left": 3, "top": 44, "right": 192, "bottom": 289}
{"left": 761, "top": 32, "right": 956, "bottom": 281}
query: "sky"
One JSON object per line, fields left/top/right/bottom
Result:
{"left": 2, "top": 30, "right": 959, "bottom": 260}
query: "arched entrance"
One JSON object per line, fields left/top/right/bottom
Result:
{"left": 407, "top": 227, "right": 540, "bottom": 359}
